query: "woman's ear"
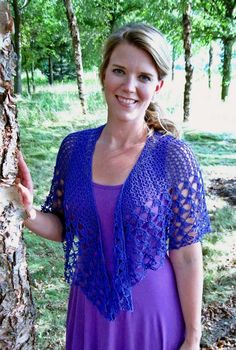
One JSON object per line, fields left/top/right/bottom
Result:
{"left": 155, "top": 80, "right": 164, "bottom": 92}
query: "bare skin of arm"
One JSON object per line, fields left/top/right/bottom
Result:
{"left": 170, "top": 242, "right": 203, "bottom": 350}
{"left": 16, "top": 151, "right": 63, "bottom": 242}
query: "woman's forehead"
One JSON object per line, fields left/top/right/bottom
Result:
{"left": 109, "top": 43, "right": 158, "bottom": 73}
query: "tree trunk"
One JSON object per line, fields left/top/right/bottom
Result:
{"left": 221, "top": 38, "right": 234, "bottom": 101}
{"left": 64, "top": 0, "right": 87, "bottom": 114}
{"left": 172, "top": 47, "right": 175, "bottom": 81}
{"left": 208, "top": 43, "right": 213, "bottom": 89}
{"left": 25, "top": 68, "right": 31, "bottom": 94}
{"left": 0, "top": 2, "right": 35, "bottom": 349}
{"left": 48, "top": 55, "right": 54, "bottom": 85}
{"left": 12, "top": 0, "right": 22, "bottom": 94}
{"left": 60, "top": 54, "right": 64, "bottom": 80}
{"left": 182, "top": 1, "right": 193, "bottom": 122}
{"left": 31, "top": 63, "right": 35, "bottom": 93}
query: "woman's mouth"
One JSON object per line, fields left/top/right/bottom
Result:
{"left": 116, "top": 96, "right": 137, "bottom": 105}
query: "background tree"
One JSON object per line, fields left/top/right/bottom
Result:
{"left": 142, "top": 0, "right": 184, "bottom": 81}
{"left": 73, "top": 0, "right": 144, "bottom": 70}
{"left": 11, "top": 0, "right": 31, "bottom": 94}
{"left": 21, "top": 0, "right": 74, "bottom": 89}
{"left": 0, "top": 1, "right": 35, "bottom": 349}
{"left": 182, "top": 0, "right": 193, "bottom": 121}
{"left": 208, "top": 43, "right": 213, "bottom": 89}
{"left": 9, "top": 0, "right": 236, "bottom": 115}
{"left": 64, "top": 0, "right": 87, "bottom": 114}
{"left": 194, "top": 0, "right": 236, "bottom": 100}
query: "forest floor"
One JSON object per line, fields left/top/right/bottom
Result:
{"left": 18, "top": 77, "right": 236, "bottom": 349}
{"left": 184, "top": 133, "right": 236, "bottom": 349}
{"left": 201, "top": 176, "right": 235, "bottom": 349}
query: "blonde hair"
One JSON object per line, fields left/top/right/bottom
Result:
{"left": 99, "top": 23, "right": 179, "bottom": 137}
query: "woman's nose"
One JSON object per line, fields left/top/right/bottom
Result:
{"left": 122, "top": 75, "right": 136, "bottom": 92}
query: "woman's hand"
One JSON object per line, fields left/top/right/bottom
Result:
{"left": 16, "top": 150, "right": 34, "bottom": 211}
{"left": 15, "top": 150, "right": 63, "bottom": 241}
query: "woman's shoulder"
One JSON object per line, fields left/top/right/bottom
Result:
{"left": 152, "top": 131, "right": 193, "bottom": 156}
{"left": 60, "top": 124, "right": 104, "bottom": 149}
{"left": 154, "top": 132, "right": 195, "bottom": 158}
{"left": 152, "top": 131, "right": 200, "bottom": 178}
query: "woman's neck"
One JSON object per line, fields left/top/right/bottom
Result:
{"left": 99, "top": 120, "right": 148, "bottom": 149}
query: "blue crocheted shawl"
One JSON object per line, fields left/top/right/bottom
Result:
{"left": 42, "top": 125, "right": 211, "bottom": 320}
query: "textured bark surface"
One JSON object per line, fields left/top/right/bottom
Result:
{"left": 12, "top": 0, "right": 22, "bottom": 95}
{"left": 64, "top": 0, "right": 87, "bottom": 114}
{"left": 182, "top": 2, "right": 193, "bottom": 122}
{"left": 0, "top": 1, "right": 35, "bottom": 349}
{"left": 221, "top": 38, "right": 234, "bottom": 101}
{"left": 208, "top": 44, "right": 213, "bottom": 89}
{"left": 172, "top": 47, "right": 175, "bottom": 81}
{"left": 48, "top": 55, "right": 54, "bottom": 85}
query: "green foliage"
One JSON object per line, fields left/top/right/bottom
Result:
{"left": 21, "top": 0, "right": 75, "bottom": 84}
{"left": 22, "top": 70, "right": 48, "bottom": 86}
{"left": 193, "top": 0, "right": 236, "bottom": 41}
{"left": 18, "top": 0, "right": 236, "bottom": 94}
{"left": 18, "top": 91, "right": 78, "bottom": 127}
{"left": 87, "top": 91, "right": 105, "bottom": 113}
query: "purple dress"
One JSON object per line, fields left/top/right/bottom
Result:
{"left": 66, "top": 182, "right": 185, "bottom": 350}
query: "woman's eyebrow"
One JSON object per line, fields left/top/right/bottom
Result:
{"left": 112, "top": 64, "right": 126, "bottom": 69}
{"left": 140, "top": 72, "right": 154, "bottom": 77}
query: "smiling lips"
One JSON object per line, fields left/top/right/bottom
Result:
{"left": 116, "top": 95, "right": 138, "bottom": 105}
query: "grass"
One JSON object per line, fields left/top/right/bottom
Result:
{"left": 202, "top": 204, "right": 236, "bottom": 304}
{"left": 203, "top": 227, "right": 236, "bottom": 304}
{"left": 18, "top": 79, "right": 236, "bottom": 349}
{"left": 24, "top": 232, "right": 67, "bottom": 349}
{"left": 183, "top": 132, "right": 236, "bottom": 166}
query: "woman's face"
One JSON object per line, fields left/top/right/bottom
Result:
{"left": 103, "top": 42, "right": 163, "bottom": 125}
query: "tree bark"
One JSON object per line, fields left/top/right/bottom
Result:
{"left": 64, "top": 0, "right": 87, "bottom": 114}
{"left": 31, "top": 63, "right": 35, "bottom": 93}
{"left": 12, "top": 0, "right": 22, "bottom": 94}
{"left": 182, "top": 1, "right": 193, "bottom": 122}
{"left": 25, "top": 68, "right": 31, "bottom": 94}
{"left": 0, "top": 2, "right": 35, "bottom": 348}
{"left": 221, "top": 37, "right": 234, "bottom": 101}
{"left": 208, "top": 43, "right": 213, "bottom": 89}
{"left": 172, "top": 47, "right": 175, "bottom": 81}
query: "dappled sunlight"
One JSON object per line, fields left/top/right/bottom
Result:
{"left": 158, "top": 71, "right": 236, "bottom": 135}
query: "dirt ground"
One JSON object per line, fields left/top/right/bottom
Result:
{"left": 201, "top": 173, "right": 236, "bottom": 349}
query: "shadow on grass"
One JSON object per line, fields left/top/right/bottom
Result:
{"left": 184, "top": 132, "right": 236, "bottom": 166}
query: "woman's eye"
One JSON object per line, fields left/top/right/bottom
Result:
{"left": 139, "top": 75, "right": 151, "bottom": 82}
{"left": 112, "top": 68, "right": 125, "bottom": 75}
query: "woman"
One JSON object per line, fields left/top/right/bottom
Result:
{"left": 17, "top": 23, "right": 211, "bottom": 350}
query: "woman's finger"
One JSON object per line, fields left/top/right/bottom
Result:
{"left": 17, "top": 150, "right": 34, "bottom": 194}
{"left": 16, "top": 182, "right": 33, "bottom": 209}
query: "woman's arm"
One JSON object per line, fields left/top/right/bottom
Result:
{"left": 169, "top": 242, "right": 203, "bottom": 350}
{"left": 16, "top": 151, "right": 63, "bottom": 242}
{"left": 24, "top": 209, "right": 63, "bottom": 242}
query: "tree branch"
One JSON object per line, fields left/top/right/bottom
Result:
{"left": 20, "top": 0, "right": 31, "bottom": 10}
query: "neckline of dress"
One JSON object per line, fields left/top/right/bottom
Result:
{"left": 92, "top": 181, "right": 123, "bottom": 190}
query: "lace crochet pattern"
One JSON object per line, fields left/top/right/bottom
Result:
{"left": 42, "top": 125, "right": 211, "bottom": 320}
